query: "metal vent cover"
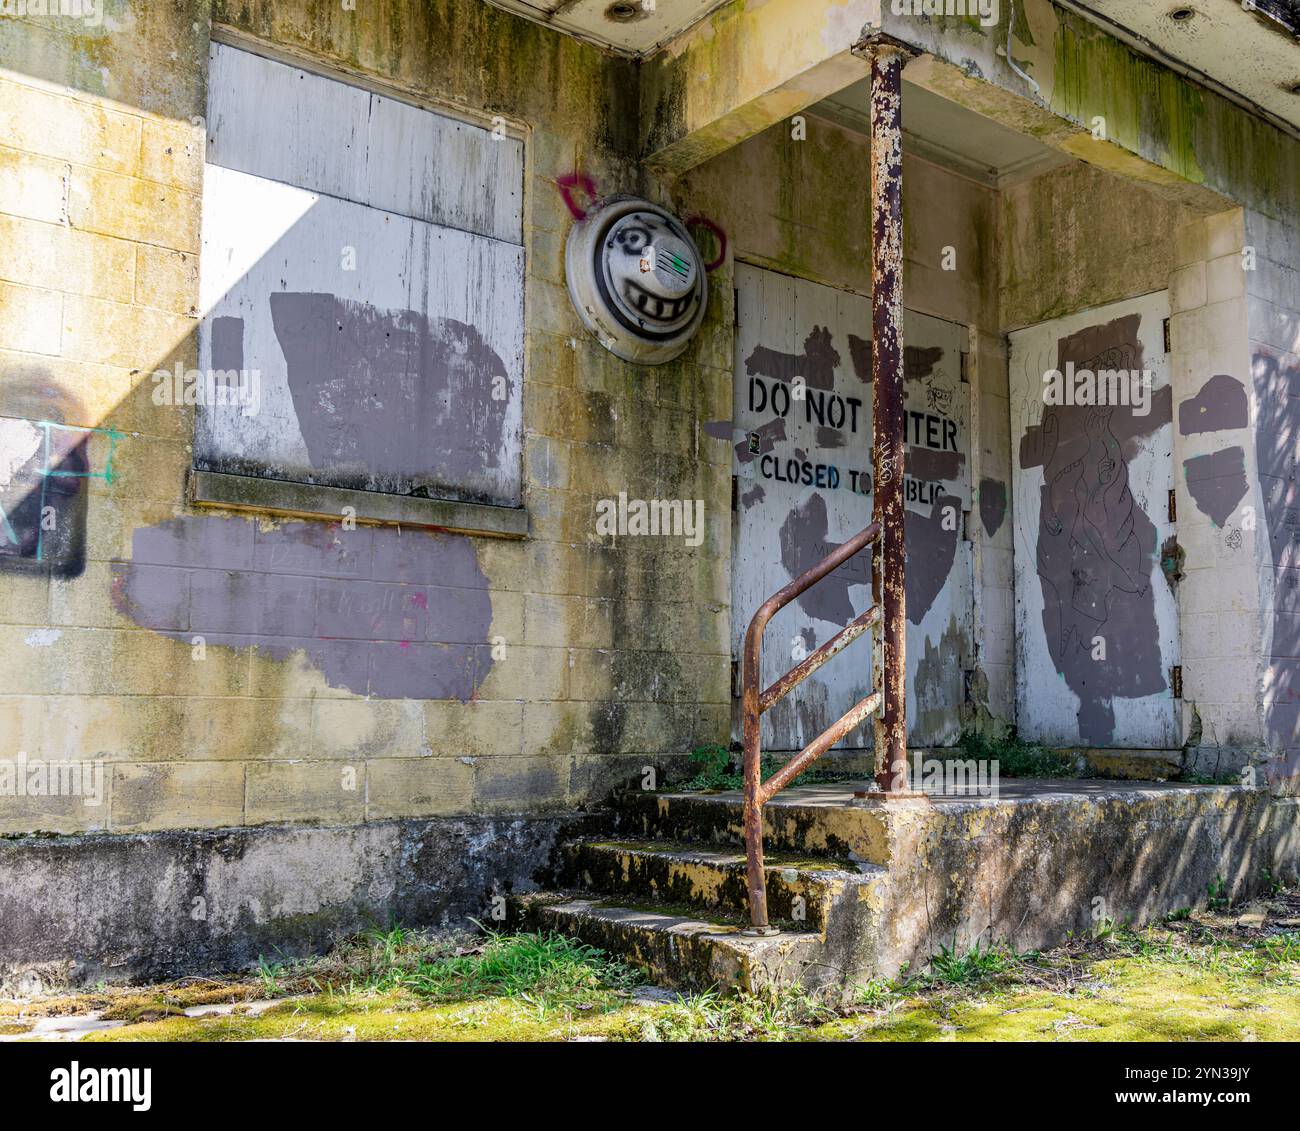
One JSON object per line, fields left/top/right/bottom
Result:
{"left": 564, "top": 196, "right": 708, "bottom": 364}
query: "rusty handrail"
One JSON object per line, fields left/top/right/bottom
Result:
{"left": 741, "top": 520, "right": 882, "bottom": 933}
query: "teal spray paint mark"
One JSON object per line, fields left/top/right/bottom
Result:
{"left": 0, "top": 420, "right": 121, "bottom": 562}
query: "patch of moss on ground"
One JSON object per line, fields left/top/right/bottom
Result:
{"left": 811, "top": 957, "right": 1300, "bottom": 1042}
{"left": 19, "top": 892, "right": 1300, "bottom": 1043}
{"left": 90, "top": 991, "right": 655, "bottom": 1044}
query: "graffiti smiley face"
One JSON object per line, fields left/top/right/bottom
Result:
{"left": 603, "top": 212, "right": 701, "bottom": 332}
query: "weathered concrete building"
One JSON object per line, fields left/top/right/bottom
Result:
{"left": 1, "top": 0, "right": 1298, "bottom": 991}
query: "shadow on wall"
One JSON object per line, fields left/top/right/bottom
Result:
{"left": 0, "top": 376, "right": 117, "bottom": 580}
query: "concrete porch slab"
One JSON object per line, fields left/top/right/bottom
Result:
{"left": 604, "top": 781, "right": 1300, "bottom": 989}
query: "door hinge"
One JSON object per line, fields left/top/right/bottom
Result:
{"left": 959, "top": 351, "right": 970, "bottom": 383}
{"left": 1168, "top": 488, "right": 1177, "bottom": 523}
{"left": 731, "top": 659, "right": 741, "bottom": 699}
{"left": 1170, "top": 665, "right": 1183, "bottom": 699}
{"left": 1162, "top": 317, "right": 1171, "bottom": 353}
{"left": 733, "top": 287, "right": 739, "bottom": 327}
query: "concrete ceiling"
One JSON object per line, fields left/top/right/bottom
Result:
{"left": 1063, "top": 0, "right": 1300, "bottom": 132}
{"left": 813, "top": 79, "right": 1071, "bottom": 188}
{"left": 481, "top": 0, "right": 729, "bottom": 55}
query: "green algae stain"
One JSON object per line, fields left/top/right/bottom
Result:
{"left": 807, "top": 955, "right": 1300, "bottom": 1042}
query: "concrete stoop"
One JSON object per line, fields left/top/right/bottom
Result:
{"left": 517, "top": 780, "right": 1299, "bottom": 998}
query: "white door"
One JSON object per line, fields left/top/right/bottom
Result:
{"left": 1008, "top": 292, "right": 1180, "bottom": 747}
{"left": 730, "top": 264, "right": 973, "bottom": 753}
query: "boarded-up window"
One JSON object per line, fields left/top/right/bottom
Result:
{"left": 195, "top": 43, "right": 525, "bottom": 508}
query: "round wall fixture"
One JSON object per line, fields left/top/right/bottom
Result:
{"left": 565, "top": 196, "right": 708, "bottom": 365}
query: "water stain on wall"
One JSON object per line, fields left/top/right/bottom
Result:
{"left": 111, "top": 515, "right": 494, "bottom": 700}
{"left": 1018, "top": 314, "right": 1171, "bottom": 742}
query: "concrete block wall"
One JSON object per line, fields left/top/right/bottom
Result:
{"left": 1246, "top": 206, "right": 1300, "bottom": 788}
{"left": 1168, "top": 209, "right": 1264, "bottom": 763}
{"left": 0, "top": 0, "right": 732, "bottom": 838}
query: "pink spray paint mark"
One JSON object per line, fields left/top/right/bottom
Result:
{"left": 411, "top": 591, "right": 428, "bottom": 609}
{"left": 556, "top": 171, "right": 598, "bottom": 221}
{"left": 685, "top": 214, "right": 727, "bottom": 272}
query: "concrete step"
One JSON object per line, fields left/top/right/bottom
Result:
{"left": 521, "top": 894, "right": 825, "bottom": 995}
{"left": 560, "top": 838, "right": 877, "bottom": 933}
{"left": 610, "top": 785, "right": 893, "bottom": 865}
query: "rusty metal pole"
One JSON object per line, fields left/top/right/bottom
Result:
{"left": 741, "top": 617, "right": 774, "bottom": 934}
{"left": 868, "top": 42, "right": 908, "bottom": 795}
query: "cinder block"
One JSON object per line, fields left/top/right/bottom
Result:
{"left": 0, "top": 624, "right": 251, "bottom": 698}
{"left": 0, "top": 78, "right": 143, "bottom": 176}
{"left": 0, "top": 763, "right": 111, "bottom": 835}
{"left": 310, "top": 698, "right": 427, "bottom": 760}
{"left": 0, "top": 695, "right": 44, "bottom": 757}
{"left": 1206, "top": 252, "right": 1246, "bottom": 305}
{"left": 526, "top": 331, "right": 577, "bottom": 389}
{"left": 423, "top": 699, "right": 523, "bottom": 757}
{"left": 112, "top": 761, "right": 244, "bottom": 832}
{"left": 0, "top": 147, "right": 68, "bottom": 225}
{"left": 65, "top": 165, "right": 200, "bottom": 253}
{"left": 1174, "top": 219, "right": 1208, "bottom": 268}
{"left": 1205, "top": 209, "right": 1245, "bottom": 261}
{"left": 0, "top": 573, "right": 49, "bottom": 625}
{"left": 0, "top": 280, "right": 62, "bottom": 355}
{"left": 0, "top": 213, "right": 134, "bottom": 302}
{"left": 366, "top": 756, "right": 474, "bottom": 818}
{"left": 134, "top": 243, "right": 198, "bottom": 315}
{"left": 246, "top": 760, "right": 365, "bottom": 825}
{"left": 60, "top": 293, "right": 194, "bottom": 369}
{"left": 523, "top": 592, "right": 579, "bottom": 648}
{"left": 473, "top": 754, "right": 569, "bottom": 812}
{"left": 44, "top": 695, "right": 309, "bottom": 764}
{"left": 1169, "top": 262, "right": 1206, "bottom": 314}
{"left": 139, "top": 117, "right": 204, "bottom": 191}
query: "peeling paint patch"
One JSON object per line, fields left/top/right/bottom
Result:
{"left": 909, "top": 447, "right": 964, "bottom": 481}
{"left": 1183, "top": 446, "right": 1248, "bottom": 526}
{"left": 24, "top": 628, "right": 61, "bottom": 647}
{"left": 978, "top": 477, "right": 1007, "bottom": 537}
{"left": 270, "top": 293, "right": 509, "bottom": 497}
{"left": 1178, "top": 373, "right": 1248, "bottom": 435}
{"left": 905, "top": 494, "right": 962, "bottom": 625}
{"left": 1018, "top": 315, "right": 1169, "bottom": 742}
{"left": 847, "top": 335, "right": 872, "bottom": 384}
{"left": 110, "top": 515, "right": 493, "bottom": 700}
{"left": 777, "top": 492, "right": 862, "bottom": 624}
{"left": 745, "top": 327, "right": 839, "bottom": 391}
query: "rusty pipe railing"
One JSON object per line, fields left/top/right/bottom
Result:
{"left": 741, "top": 520, "right": 882, "bottom": 933}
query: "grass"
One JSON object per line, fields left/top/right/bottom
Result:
{"left": 5, "top": 889, "right": 1300, "bottom": 1043}
{"left": 677, "top": 743, "right": 852, "bottom": 792}
{"left": 632, "top": 985, "right": 837, "bottom": 1041}
{"left": 953, "top": 729, "right": 1081, "bottom": 778}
